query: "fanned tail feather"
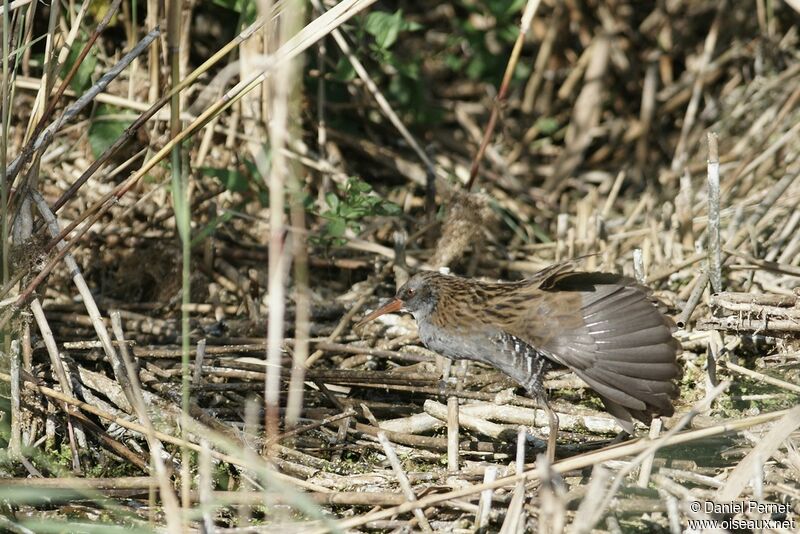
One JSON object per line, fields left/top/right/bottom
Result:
{"left": 543, "top": 273, "right": 681, "bottom": 433}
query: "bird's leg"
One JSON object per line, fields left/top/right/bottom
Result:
{"left": 540, "top": 396, "right": 559, "bottom": 462}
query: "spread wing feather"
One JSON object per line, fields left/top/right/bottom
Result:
{"left": 504, "top": 271, "right": 681, "bottom": 433}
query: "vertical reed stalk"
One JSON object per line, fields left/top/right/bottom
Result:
{"left": 166, "top": 0, "right": 189, "bottom": 516}
{"left": 707, "top": 132, "right": 722, "bottom": 293}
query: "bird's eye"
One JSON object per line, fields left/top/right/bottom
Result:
{"left": 406, "top": 288, "right": 415, "bottom": 297}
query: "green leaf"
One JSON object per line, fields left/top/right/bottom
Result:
{"left": 62, "top": 38, "right": 98, "bottom": 93}
{"left": 333, "top": 57, "right": 356, "bottom": 82}
{"left": 200, "top": 167, "right": 250, "bottom": 193}
{"left": 365, "top": 10, "right": 404, "bottom": 49}
{"left": 535, "top": 117, "right": 560, "bottom": 136}
{"left": 325, "top": 192, "right": 340, "bottom": 211}
{"left": 348, "top": 177, "right": 373, "bottom": 193}
{"left": 88, "top": 105, "right": 133, "bottom": 159}
{"left": 243, "top": 158, "right": 263, "bottom": 180}
{"left": 380, "top": 201, "right": 402, "bottom": 215}
{"left": 325, "top": 217, "right": 347, "bottom": 238}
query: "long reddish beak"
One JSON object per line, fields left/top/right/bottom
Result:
{"left": 356, "top": 298, "right": 404, "bottom": 329}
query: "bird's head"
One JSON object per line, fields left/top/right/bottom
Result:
{"left": 357, "top": 272, "right": 440, "bottom": 327}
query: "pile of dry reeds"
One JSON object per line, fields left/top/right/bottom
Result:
{"left": 1, "top": 0, "right": 799, "bottom": 532}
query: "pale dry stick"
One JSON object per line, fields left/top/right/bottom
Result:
{"left": 9, "top": 340, "right": 20, "bottom": 457}
{"left": 701, "top": 315, "right": 800, "bottom": 333}
{"left": 382, "top": 398, "right": 619, "bottom": 435}
{"left": 466, "top": 0, "right": 542, "bottom": 191}
{"left": 670, "top": 1, "right": 725, "bottom": 172}
{"left": 635, "top": 64, "right": 658, "bottom": 175}
{"left": 425, "top": 399, "right": 512, "bottom": 440}
{"left": 636, "top": 418, "right": 662, "bottom": 488}
{"left": 475, "top": 466, "right": 497, "bottom": 531}
{"left": 285, "top": 98, "right": 313, "bottom": 428}
{"left": 676, "top": 266, "right": 707, "bottom": 329}
{"left": 239, "top": 397, "right": 258, "bottom": 527}
{"left": 0, "top": 0, "right": 35, "bottom": 15}
{"left": 498, "top": 427, "right": 527, "bottom": 534}
{"left": 557, "top": 40, "right": 595, "bottom": 101}
{"left": 29, "top": 299, "right": 84, "bottom": 469}
{"left": 601, "top": 169, "right": 627, "bottom": 220}
{"left": 657, "top": 469, "right": 722, "bottom": 489}
{"left": 263, "top": 0, "right": 303, "bottom": 442}
{"left": 30, "top": 191, "right": 128, "bottom": 391}
{"left": 199, "top": 440, "right": 214, "bottom": 533}
{"left": 192, "top": 338, "right": 207, "bottom": 386}
{"left": 556, "top": 213, "right": 568, "bottom": 263}
{"left": 717, "top": 405, "right": 800, "bottom": 502}
{"left": 520, "top": 2, "right": 559, "bottom": 113}
{"left": 723, "top": 247, "right": 800, "bottom": 277}
{"left": 711, "top": 290, "right": 798, "bottom": 308}
{"left": 570, "top": 464, "right": 611, "bottom": 534}
{"left": 677, "top": 169, "right": 695, "bottom": 249}
{"left": 719, "top": 360, "right": 800, "bottom": 395}
{"left": 0, "top": 372, "right": 333, "bottom": 494}
{"left": 447, "top": 359, "right": 467, "bottom": 473}
{"left": 605, "top": 516, "right": 623, "bottom": 534}
{"left": 633, "top": 248, "right": 645, "bottom": 284}
{"left": 651, "top": 475, "right": 718, "bottom": 530}
{"left": 447, "top": 394, "right": 460, "bottom": 473}
{"left": 707, "top": 132, "right": 722, "bottom": 293}
{"left": 765, "top": 209, "right": 800, "bottom": 262}
{"left": 109, "top": 311, "right": 182, "bottom": 533}
{"left": 12, "top": 0, "right": 377, "bottom": 308}
{"left": 376, "top": 433, "right": 433, "bottom": 532}
{"left": 659, "top": 489, "right": 681, "bottom": 534}
{"left": 283, "top": 254, "right": 313, "bottom": 425}
{"left": 537, "top": 454, "right": 566, "bottom": 534}
{"left": 24, "top": 0, "right": 89, "bottom": 141}
{"left": 309, "top": 0, "right": 434, "bottom": 177}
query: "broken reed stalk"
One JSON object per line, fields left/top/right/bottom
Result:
{"left": 447, "top": 394, "right": 460, "bottom": 472}
{"left": 1, "top": 0, "right": 14, "bottom": 460}
{"left": 266, "top": 1, "right": 294, "bottom": 439}
{"left": 109, "top": 311, "right": 182, "bottom": 533}
{"left": 476, "top": 466, "right": 497, "bottom": 530}
{"left": 284, "top": 0, "right": 311, "bottom": 430}
{"left": 376, "top": 432, "right": 433, "bottom": 532}
{"left": 707, "top": 132, "right": 722, "bottom": 293}
{"left": 466, "top": 0, "right": 541, "bottom": 191}
{"left": 164, "top": 0, "right": 192, "bottom": 514}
